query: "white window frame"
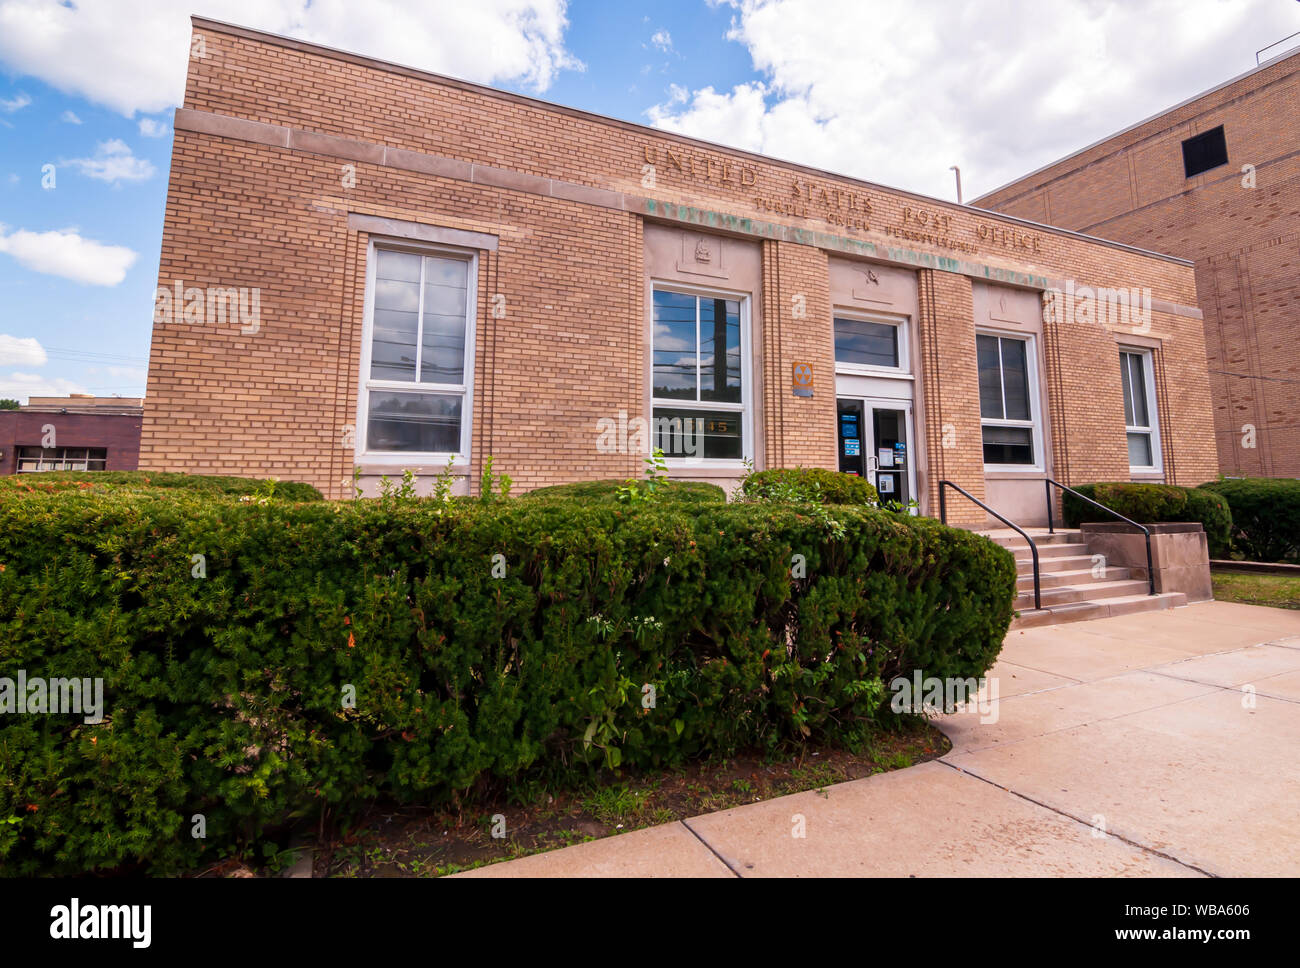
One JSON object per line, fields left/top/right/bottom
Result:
{"left": 978, "top": 329, "right": 1045, "bottom": 473}
{"left": 1120, "top": 347, "right": 1163, "bottom": 474}
{"left": 16, "top": 446, "right": 107, "bottom": 472}
{"left": 832, "top": 310, "right": 911, "bottom": 379}
{"left": 650, "top": 281, "right": 753, "bottom": 469}
{"left": 356, "top": 239, "right": 477, "bottom": 466}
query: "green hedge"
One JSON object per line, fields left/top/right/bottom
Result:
{"left": 1061, "top": 482, "right": 1232, "bottom": 558}
{"left": 522, "top": 479, "right": 726, "bottom": 504}
{"left": 0, "top": 471, "right": 322, "bottom": 502}
{"left": 742, "top": 467, "right": 880, "bottom": 506}
{"left": 0, "top": 490, "right": 1013, "bottom": 874}
{"left": 1199, "top": 478, "right": 1300, "bottom": 563}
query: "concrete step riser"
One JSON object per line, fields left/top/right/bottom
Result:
{"left": 1018, "top": 568, "right": 1133, "bottom": 588}
{"left": 1014, "top": 580, "right": 1151, "bottom": 608}
{"left": 1010, "top": 592, "right": 1186, "bottom": 629}
{"left": 988, "top": 533, "right": 1082, "bottom": 548}
{"left": 1002, "top": 543, "right": 1089, "bottom": 559}
{"left": 1015, "top": 554, "right": 1104, "bottom": 572}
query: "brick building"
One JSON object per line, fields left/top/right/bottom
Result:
{"left": 142, "top": 17, "right": 1219, "bottom": 529}
{"left": 976, "top": 47, "right": 1299, "bottom": 479}
{"left": 0, "top": 395, "right": 143, "bottom": 474}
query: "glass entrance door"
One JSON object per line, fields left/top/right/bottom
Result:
{"left": 871, "top": 406, "right": 909, "bottom": 506}
{"left": 837, "top": 400, "right": 866, "bottom": 476}
{"left": 836, "top": 398, "right": 914, "bottom": 507}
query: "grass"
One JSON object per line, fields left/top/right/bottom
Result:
{"left": 1212, "top": 569, "right": 1300, "bottom": 610}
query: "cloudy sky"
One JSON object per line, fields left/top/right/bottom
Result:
{"left": 0, "top": 0, "right": 1296, "bottom": 402}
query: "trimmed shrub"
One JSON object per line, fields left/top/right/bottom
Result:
{"left": 0, "top": 489, "right": 1013, "bottom": 874}
{"left": 742, "top": 467, "right": 880, "bottom": 506}
{"left": 522, "top": 479, "right": 726, "bottom": 504}
{"left": 0, "top": 470, "right": 322, "bottom": 502}
{"left": 1199, "top": 477, "right": 1300, "bottom": 563}
{"left": 1181, "top": 488, "right": 1234, "bottom": 560}
{"left": 1061, "top": 482, "right": 1232, "bottom": 558}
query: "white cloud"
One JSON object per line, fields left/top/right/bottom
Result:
{"left": 63, "top": 139, "right": 156, "bottom": 184}
{"left": 649, "top": 0, "right": 1300, "bottom": 199}
{"left": 650, "top": 29, "right": 673, "bottom": 53}
{"left": 137, "top": 117, "right": 166, "bottom": 137}
{"left": 60, "top": 109, "right": 81, "bottom": 123}
{"left": 0, "top": 91, "right": 30, "bottom": 112}
{"left": 0, "top": 0, "right": 582, "bottom": 117}
{"left": 0, "top": 334, "right": 47, "bottom": 367}
{"left": 0, "top": 225, "right": 138, "bottom": 285}
{"left": 0, "top": 371, "right": 91, "bottom": 403}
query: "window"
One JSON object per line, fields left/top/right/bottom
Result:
{"left": 833, "top": 316, "right": 904, "bottom": 371}
{"left": 1181, "top": 125, "right": 1228, "bottom": 178}
{"left": 977, "top": 332, "right": 1040, "bottom": 466}
{"left": 16, "top": 446, "right": 106, "bottom": 472}
{"left": 1120, "top": 349, "right": 1161, "bottom": 471}
{"left": 360, "top": 246, "right": 474, "bottom": 458}
{"left": 651, "top": 287, "right": 748, "bottom": 461}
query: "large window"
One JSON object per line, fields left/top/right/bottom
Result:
{"left": 651, "top": 287, "right": 748, "bottom": 461}
{"left": 16, "top": 446, "right": 106, "bottom": 472}
{"left": 1120, "top": 348, "right": 1161, "bottom": 471}
{"left": 834, "top": 316, "right": 903, "bottom": 371}
{"left": 1181, "top": 125, "right": 1228, "bottom": 178}
{"left": 977, "top": 332, "right": 1040, "bottom": 466}
{"left": 360, "top": 246, "right": 474, "bottom": 458}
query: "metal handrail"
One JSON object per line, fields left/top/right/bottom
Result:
{"left": 1045, "top": 478, "right": 1155, "bottom": 596}
{"left": 939, "top": 480, "right": 1040, "bottom": 611}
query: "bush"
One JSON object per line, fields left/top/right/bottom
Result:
{"left": 742, "top": 467, "right": 880, "bottom": 506}
{"left": 1061, "top": 482, "right": 1232, "bottom": 558}
{"left": 0, "top": 489, "right": 1013, "bottom": 874}
{"left": 1199, "top": 477, "right": 1300, "bottom": 563}
{"left": 0, "top": 471, "right": 322, "bottom": 502}
{"left": 522, "top": 479, "right": 726, "bottom": 504}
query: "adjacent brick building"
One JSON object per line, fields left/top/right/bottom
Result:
{"left": 0, "top": 395, "right": 143, "bottom": 474}
{"left": 976, "top": 47, "right": 1299, "bottom": 479}
{"left": 141, "top": 17, "right": 1219, "bottom": 528}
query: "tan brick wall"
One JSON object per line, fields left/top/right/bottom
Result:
{"left": 140, "top": 18, "right": 1217, "bottom": 515}
{"left": 915, "top": 270, "right": 983, "bottom": 524}
{"left": 978, "top": 50, "right": 1299, "bottom": 479}
{"left": 760, "top": 241, "right": 837, "bottom": 470}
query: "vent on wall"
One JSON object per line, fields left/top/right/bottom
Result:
{"left": 1181, "top": 125, "right": 1228, "bottom": 178}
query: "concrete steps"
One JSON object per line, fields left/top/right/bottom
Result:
{"left": 1011, "top": 592, "right": 1188, "bottom": 629}
{"left": 977, "top": 528, "right": 1185, "bottom": 629}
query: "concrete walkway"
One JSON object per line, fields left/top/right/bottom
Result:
{"left": 459, "top": 601, "right": 1300, "bottom": 877}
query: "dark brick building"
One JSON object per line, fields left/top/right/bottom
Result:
{"left": 0, "top": 395, "right": 143, "bottom": 475}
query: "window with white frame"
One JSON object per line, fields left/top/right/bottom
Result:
{"left": 1120, "top": 348, "right": 1161, "bottom": 471}
{"left": 651, "top": 287, "right": 748, "bottom": 461}
{"left": 16, "top": 446, "right": 107, "bottom": 472}
{"left": 360, "top": 246, "right": 474, "bottom": 458}
{"left": 833, "top": 315, "right": 905, "bottom": 372}
{"left": 977, "top": 332, "right": 1041, "bottom": 467}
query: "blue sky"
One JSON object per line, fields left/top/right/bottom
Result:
{"left": 0, "top": 0, "right": 1296, "bottom": 403}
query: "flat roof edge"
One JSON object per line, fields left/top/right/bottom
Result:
{"left": 187, "top": 16, "right": 1193, "bottom": 268}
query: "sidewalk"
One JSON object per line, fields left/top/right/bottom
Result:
{"left": 459, "top": 601, "right": 1300, "bottom": 877}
